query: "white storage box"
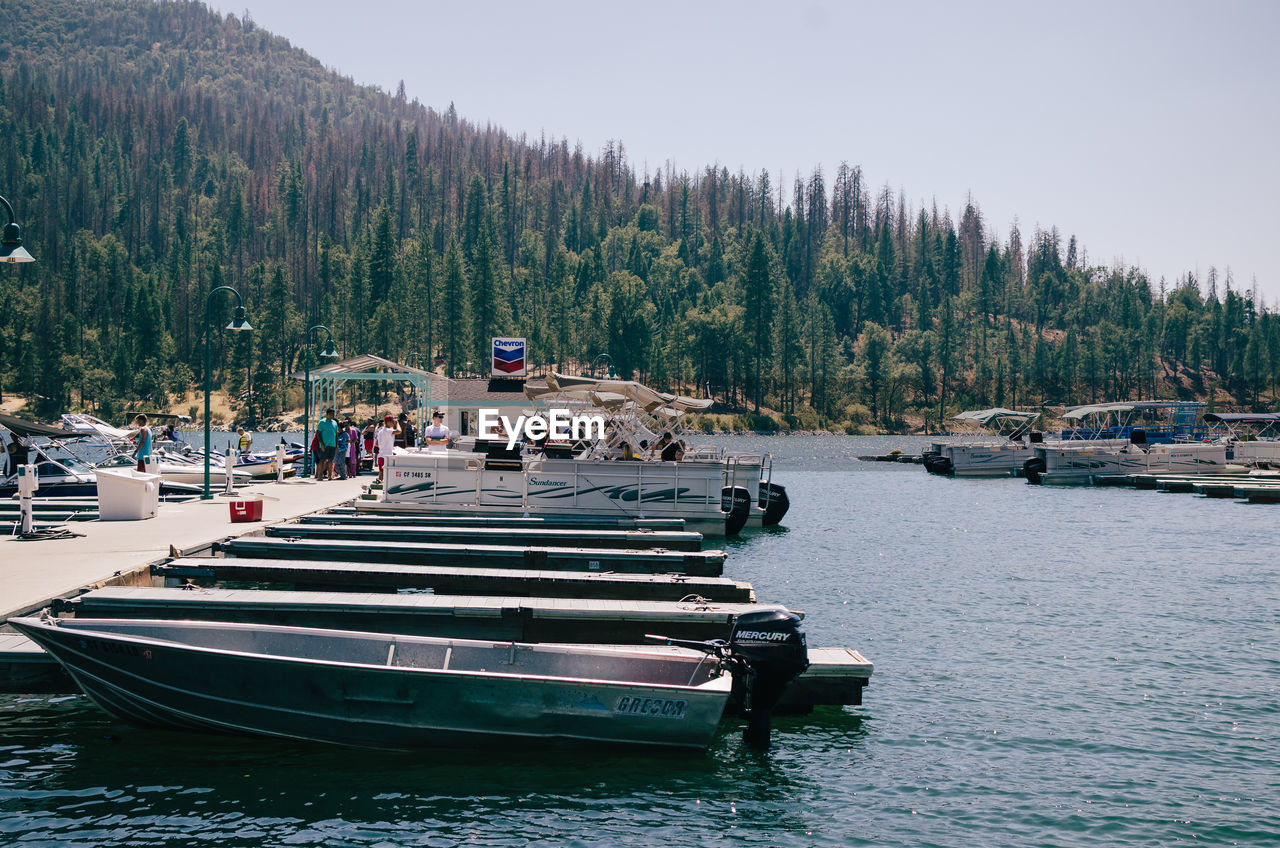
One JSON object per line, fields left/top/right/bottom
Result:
{"left": 95, "top": 468, "right": 162, "bottom": 520}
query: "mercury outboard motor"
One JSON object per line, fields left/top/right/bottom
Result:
{"left": 758, "top": 482, "right": 790, "bottom": 526}
{"left": 647, "top": 608, "right": 808, "bottom": 749}
{"left": 1023, "top": 456, "right": 1045, "bottom": 484}
{"left": 721, "top": 486, "right": 752, "bottom": 535}
{"left": 727, "top": 609, "right": 809, "bottom": 748}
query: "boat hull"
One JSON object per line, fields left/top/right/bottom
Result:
{"left": 380, "top": 452, "right": 735, "bottom": 536}
{"left": 1033, "top": 442, "right": 1227, "bottom": 485}
{"left": 937, "top": 442, "right": 1033, "bottom": 477}
{"left": 10, "top": 617, "right": 731, "bottom": 751}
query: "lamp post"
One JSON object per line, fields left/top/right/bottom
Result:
{"left": 300, "top": 325, "right": 339, "bottom": 479}
{"left": 203, "top": 286, "right": 252, "bottom": 499}
{"left": 0, "top": 196, "right": 35, "bottom": 264}
{"left": 591, "top": 353, "right": 618, "bottom": 380}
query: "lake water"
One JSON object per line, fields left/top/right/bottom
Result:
{"left": 2, "top": 436, "right": 1276, "bottom": 846}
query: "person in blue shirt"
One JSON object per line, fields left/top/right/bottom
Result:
{"left": 132, "top": 414, "right": 152, "bottom": 472}
{"left": 316, "top": 408, "right": 339, "bottom": 480}
{"left": 335, "top": 420, "right": 350, "bottom": 480}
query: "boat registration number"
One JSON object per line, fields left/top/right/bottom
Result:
{"left": 614, "top": 696, "right": 688, "bottom": 718}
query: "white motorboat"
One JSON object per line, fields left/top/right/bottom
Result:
{"left": 1025, "top": 439, "right": 1228, "bottom": 484}
{"left": 1204, "top": 412, "right": 1280, "bottom": 468}
{"left": 377, "top": 446, "right": 747, "bottom": 536}
{"left": 1024, "top": 401, "right": 1226, "bottom": 484}
{"left": 375, "top": 373, "right": 787, "bottom": 535}
{"left": 96, "top": 452, "right": 253, "bottom": 487}
{"left": 923, "top": 408, "right": 1039, "bottom": 477}
{"left": 0, "top": 413, "right": 202, "bottom": 498}
{"left": 10, "top": 607, "right": 810, "bottom": 751}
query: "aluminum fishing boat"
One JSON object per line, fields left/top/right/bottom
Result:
{"left": 10, "top": 608, "right": 809, "bottom": 751}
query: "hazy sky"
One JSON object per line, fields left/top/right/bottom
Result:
{"left": 212, "top": 0, "right": 1279, "bottom": 301}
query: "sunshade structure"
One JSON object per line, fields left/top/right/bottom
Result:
{"left": 0, "top": 412, "right": 82, "bottom": 441}
{"left": 950, "top": 408, "right": 1039, "bottom": 438}
{"left": 1058, "top": 400, "right": 1208, "bottom": 442}
{"left": 951, "top": 408, "right": 1039, "bottom": 426}
{"left": 534, "top": 372, "right": 714, "bottom": 457}
{"left": 1203, "top": 412, "right": 1280, "bottom": 439}
{"left": 290, "top": 355, "right": 441, "bottom": 433}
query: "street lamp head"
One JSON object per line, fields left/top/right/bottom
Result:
{"left": 227, "top": 305, "right": 253, "bottom": 331}
{"left": 320, "top": 339, "right": 339, "bottom": 358}
{"left": 0, "top": 196, "right": 34, "bottom": 263}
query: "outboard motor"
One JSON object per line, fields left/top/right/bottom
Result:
{"left": 1130, "top": 428, "right": 1147, "bottom": 446}
{"left": 721, "top": 486, "right": 752, "bottom": 535}
{"left": 758, "top": 482, "right": 790, "bottom": 526}
{"left": 727, "top": 609, "right": 809, "bottom": 749}
{"left": 1023, "top": 456, "right": 1046, "bottom": 484}
{"left": 930, "top": 456, "right": 954, "bottom": 476}
{"left": 647, "top": 610, "right": 808, "bottom": 750}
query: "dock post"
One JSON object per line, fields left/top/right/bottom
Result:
{"left": 17, "top": 463, "right": 37, "bottom": 535}
{"left": 276, "top": 443, "right": 286, "bottom": 483}
{"left": 224, "top": 449, "right": 236, "bottom": 496}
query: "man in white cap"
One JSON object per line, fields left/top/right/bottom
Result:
{"left": 423, "top": 410, "right": 450, "bottom": 453}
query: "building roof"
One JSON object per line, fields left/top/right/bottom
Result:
{"left": 290, "top": 354, "right": 445, "bottom": 382}
{"left": 440, "top": 378, "right": 548, "bottom": 405}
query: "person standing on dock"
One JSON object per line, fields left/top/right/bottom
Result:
{"left": 316, "top": 408, "right": 339, "bottom": 480}
{"left": 374, "top": 413, "right": 397, "bottom": 485}
{"left": 237, "top": 427, "right": 253, "bottom": 456}
{"left": 398, "top": 412, "right": 417, "bottom": 449}
{"left": 423, "top": 410, "right": 449, "bottom": 453}
{"left": 131, "top": 414, "right": 152, "bottom": 472}
{"left": 345, "top": 417, "right": 360, "bottom": 477}
{"left": 334, "top": 421, "right": 349, "bottom": 479}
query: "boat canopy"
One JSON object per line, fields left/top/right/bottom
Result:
{"left": 952, "top": 408, "right": 1039, "bottom": 425}
{"left": 1063, "top": 400, "right": 1204, "bottom": 420}
{"left": 1203, "top": 412, "right": 1280, "bottom": 425}
{"left": 544, "top": 372, "right": 712, "bottom": 414}
{"left": 0, "top": 413, "right": 83, "bottom": 440}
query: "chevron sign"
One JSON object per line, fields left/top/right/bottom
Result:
{"left": 491, "top": 337, "right": 527, "bottom": 377}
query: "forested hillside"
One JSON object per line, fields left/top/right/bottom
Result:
{"left": 1, "top": 0, "right": 1275, "bottom": 430}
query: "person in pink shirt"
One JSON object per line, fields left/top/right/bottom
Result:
{"left": 345, "top": 417, "right": 360, "bottom": 477}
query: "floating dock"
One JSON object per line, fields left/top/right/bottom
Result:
{"left": 53, "top": 586, "right": 784, "bottom": 644}
{"left": 305, "top": 511, "right": 690, "bottom": 531}
{"left": 264, "top": 521, "right": 706, "bottom": 551}
{"left": 1092, "top": 470, "right": 1280, "bottom": 502}
{"left": 1, "top": 473, "right": 874, "bottom": 718}
{"left": 156, "top": 556, "right": 755, "bottom": 602}
{"left": 216, "top": 536, "right": 727, "bottom": 576}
